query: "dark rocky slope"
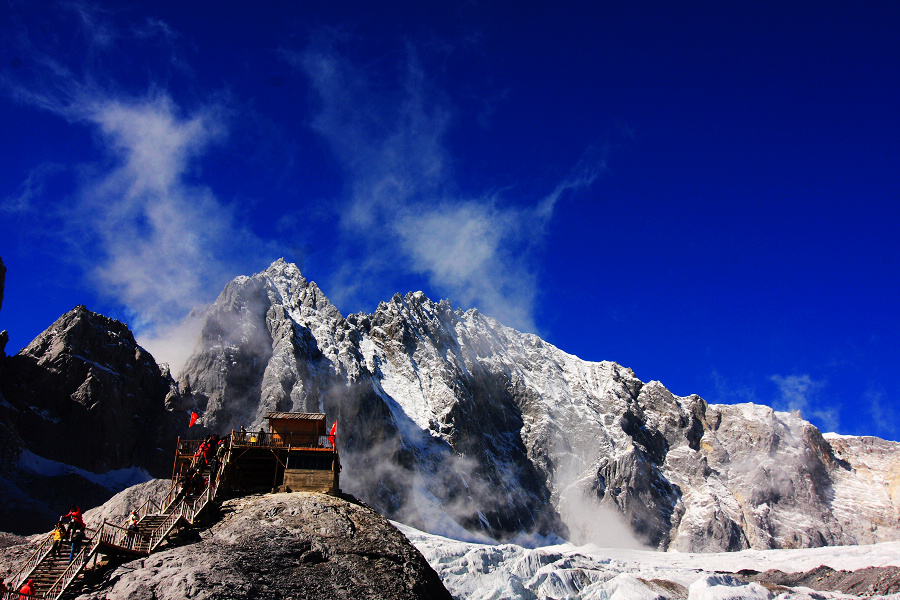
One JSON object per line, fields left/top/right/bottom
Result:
{"left": 0, "top": 305, "right": 193, "bottom": 534}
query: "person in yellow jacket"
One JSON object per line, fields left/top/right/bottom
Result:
{"left": 50, "top": 522, "right": 65, "bottom": 555}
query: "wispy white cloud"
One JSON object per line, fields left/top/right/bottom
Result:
{"left": 865, "top": 386, "right": 898, "bottom": 440}
{"left": 2, "top": 4, "right": 276, "bottom": 371}
{"left": 770, "top": 374, "right": 838, "bottom": 432}
{"left": 293, "top": 40, "right": 603, "bottom": 332}
{"left": 1, "top": 163, "right": 65, "bottom": 213}
{"left": 73, "top": 93, "right": 277, "bottom": 368}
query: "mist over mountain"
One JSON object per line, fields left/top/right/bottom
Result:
{"left": 177, "top": 260, "right": 900, "bottom": 551}
{"left": 1, "top": 258, "right": 898, "bottom": 553}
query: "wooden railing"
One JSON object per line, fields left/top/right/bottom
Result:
{"left": 228, "top": 430, "right": 334, "bottom": 450}
{"left": 42, "top": 525, "right": 102, "bottom": 600}
{"left": 176, "top": 438, "right": 204, "bottom": 457}
{"left": 151, "top": 460, "right": 223, "bottom": 552}
{"left": 101, "top": 520, "right": 150, "bottom": 553}
{"left": 2, "top": 591, "right": 40, "bottom": 600}
{"left": 5, "top": 530, "right": 53, "bottom": 591}
{"left": 147, "top": 510, "right": 181, "bottom": 553}
{"left": 129, "top": 496, "right": 162, "bottom": 525}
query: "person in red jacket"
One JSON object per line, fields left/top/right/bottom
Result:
{"left": 194, "top": 438, "right": 212, "bottom": 469}
{"left": 62, "top": 505, "right": 85, "bottom": 539}
{"left": 18, "top": 579, "right": 34, "bottom": 599}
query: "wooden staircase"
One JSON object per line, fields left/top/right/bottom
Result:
{"left": 20, "top": 540, "right": 72, "bottom": 595}
{"left": 4, "top": 420, "right": 339, "bottom": 600}
{"left": 4, "top": 460, "right": 225, "bottom": 600}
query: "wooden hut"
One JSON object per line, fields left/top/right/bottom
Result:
{"left": 211, "top": 412, "right": 340, "bottom": 495}
{"left": 266, "top": 412, "right": 340, "bottom": 493}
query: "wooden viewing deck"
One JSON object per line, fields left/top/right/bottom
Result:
{"left": 4, "top": 412, "right": 341, "bottom": 600}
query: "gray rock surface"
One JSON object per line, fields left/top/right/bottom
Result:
{"left": 71, "top": 492, "right": 451, "bottom": 600}
{"left": 0, "top": 306, "right": 194, "bottom": 534}
{"left": 82, "top": 478, "right": 174, "bottom": 528}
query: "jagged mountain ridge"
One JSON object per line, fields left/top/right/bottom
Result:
{"left": 180, "top": 259, "right": 900, "bottom": 551}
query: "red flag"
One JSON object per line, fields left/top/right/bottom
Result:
{"left": 328, "top": 420, "right": 336, "bottom": 446}
{"left": 189, "top": 412, "right": 198, "bottom": 427}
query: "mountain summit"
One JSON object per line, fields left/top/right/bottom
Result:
{"left": 178, "top": 260, "right": 900, "bottom": 551}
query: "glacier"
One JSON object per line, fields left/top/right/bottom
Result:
{"left": 397, "top": 522, "right": 900, "bottom": 599}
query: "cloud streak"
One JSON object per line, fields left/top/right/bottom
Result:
{"left": 770, "top": 374, "right": 838, "bottom": 432}
{"left": 2, "top": 4, "right": 276, "bottom": 371}
{"left": 294, "top": 40, "right": 603, "bottom": 332}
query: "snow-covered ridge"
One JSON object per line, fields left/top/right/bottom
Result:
{"left": 17, "top": 450, "right": 152, "bottom": 491}
{"left": 180, "top": 259, "right": 900, "bottom": 552}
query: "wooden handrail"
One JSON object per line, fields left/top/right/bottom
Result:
{"left": 226, "top": 431, "right": 335, "bottom": 450}
{"left": 124, "top": 496, "right": 158, "bottom": 529}
{"left": 6, "top": 531, "right": 53, "bottom": 591}
{"left": 148, "top": 509, "right": 181, "bottom": 552}
{"left": 4, "top": 592, "right": 40, "bottom": 600}
{"left": 42, "top": 524, "right": 101, "bottom": 600}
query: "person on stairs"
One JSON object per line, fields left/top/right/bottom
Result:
{"left": 193, "top": 439, "right": 208, "bottom": 469}
{"left": 125, "top": 511, "right": 139, "bottom": 548}
{"left": 69, "top": 527, "right": 84, "bottom": 563}
{"left": 212, "top": 437, "right": 228, "bottom": 479}
{"left": 62, "top": 505, "right": 85, "bottom": 540}
{"left": 18, "top": 579, "right": 34, "bottom": 599}
{"left": 50, "top": 522, "right": 65, "bottom": 555}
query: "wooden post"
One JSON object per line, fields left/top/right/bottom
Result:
{"left": 170, "top": 436, "right": 181, "bottom": 498}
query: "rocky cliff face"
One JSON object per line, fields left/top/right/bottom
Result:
{"left": 178, "top": 260, "right": 900, "bottom": 551}
{"left": 0, "top": 306, "right": 192, "bottom": 534}
{"left": 3, "top": 257, "right": 898, "bottom": 552}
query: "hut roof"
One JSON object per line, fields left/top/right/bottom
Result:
{"left": 265, "top": 412, "right": 326, "bottom": 421}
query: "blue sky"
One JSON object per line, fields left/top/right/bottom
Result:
{"left": 1, "top": 1, "right": 898, "bottom": 440}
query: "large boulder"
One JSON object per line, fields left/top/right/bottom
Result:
{"left": 71, "top": 492, "right": 452, "bottom": 600}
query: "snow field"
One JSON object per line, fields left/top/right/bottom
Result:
{"left": 397, "top": 522, "right": 900, "bottom": 600}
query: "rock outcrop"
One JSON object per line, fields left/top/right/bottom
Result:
{"left": 80, "top": 492, "right": 450, "bottom": 600}
{"left": 0, "top": 483, "right": 451, "bottom": 600}
{"left": 0, "top": 306, "right": 192, "bottom": 534}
